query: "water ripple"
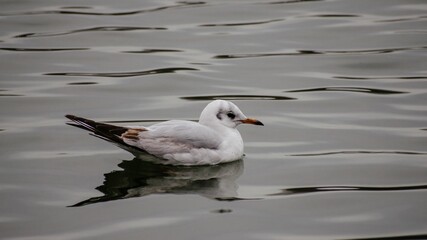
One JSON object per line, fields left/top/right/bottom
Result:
{"left": 181, "top": 95, "right": 295, "bottom": 101}
{"left": 375, "top": 15, "right": 427, "bottom": 23}
{"left": 123, "top": 49, "right": 183, "bottom": 54}
{"left": 67, "top": 82, "right": 98, "bottom": 85}
{"left": 302, "top": 14, "right": 360, "bottom": 18}
{"left": 0, "top": 93, "right": 23, "bottom": 97}
{"left": 0, "top": 1, "right": 206, "bottom": 16}
{"left": 266, "top": 0, "right": 323, "bottom": 4}
{"left": 0, "top": 89, "right": 22, "bottom": 97}
{"left": 214, "top": 50, "right": 321, "bottom": 59}
{"left": 289, "top": 150, "right": 427, "bottom": 157}
{"left": 345, "top": 233, "right": 427, "bottom": 240}
{"left": 0, "top": 47, "right": 89, "bottom": 52}
{"left": 334, "top": 75, "right": 427, "bottom": 80}
{"left": 14, "top": 26, "right": 167, "bottom": 38}
{"left": 286, "top": 87, "right": 407, "bottom": 95}
{"left": 271, "top": 184, "right": 427, "bottom": 196}
{"left": 46, "top": 67, "right": 198, "bottom": 78}
{"left": 213, "top": 46, "right": 426, "bottom": 59}
{"left": 199, "top": 19, "right": 283, "bottom": 27}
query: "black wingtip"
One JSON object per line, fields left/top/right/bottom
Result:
{"left": 65, "top": 114, "right": 77, "bottom": 120}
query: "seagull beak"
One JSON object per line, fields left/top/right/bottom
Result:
{"left": 240, "top": 118, "right": 264, "bottom": 126}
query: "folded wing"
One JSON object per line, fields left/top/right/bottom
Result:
{"left": 123, "top": 120, "right": 222, "bottom": 158}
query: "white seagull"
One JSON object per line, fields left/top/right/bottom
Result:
{"left": 66, "top": 100, "right": 263, "bottom": 165}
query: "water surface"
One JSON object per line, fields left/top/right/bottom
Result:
{"left": 1, "top": 0, "right": 427, "bottom": 239}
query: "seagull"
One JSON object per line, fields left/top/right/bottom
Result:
{"left": 65, "top": 100, "right": 263, "bottom": 165}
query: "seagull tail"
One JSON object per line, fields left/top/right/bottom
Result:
{"left": 65, "top": 114, "right": 142, "bottom": 153}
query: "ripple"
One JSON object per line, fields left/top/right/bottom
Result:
{"left": 289, "top": 150, "right": 427, "bottom": 157}
{"left": 213, "top": 46, "right": 426, "bottom": 59}
{"left": 334, "top": 75, "right": 427, "bottom": 80}
{"left": 60, "top": 6, "right": 92, "bottom": 9}
{"left": 123, "top": 49, "right": 183, "bottom": 54}
{"left": 345, "top": 233, "right": 427, "bottom": 240}
{"left": 181, "top": 95, "right": 295, "bottom": 101}
{"left": 302, "top": 14, "right": 360, "bottom": 18}
{"left": 286, "top": 87, "right": 407, "bottom": 95}
{"left": 213, "top": 50, "right": 321, "bottom": 59}
{"left": 0, "top": 89, "right": 22, "bottom": 97}
{"left": 375, "top": 15, "right": 427, "bottom": 23}
{"left": 46, "top": 67, "right": 198, "bottom": 78}
{"left": 211, "top": 209, "right": 233, "bottom": 214}
{"left": 266, "top": 0, "right": 323, "bottom": 4}
{"left": 14, "top": 26, "right": 167, "bottom": 38}
{"left": 199, "top": 18, "right": 283, "bottom": 27}
{"left": 0, "top": 47, "right": 89, "bottom": 52}
{"left": 67, "top": 82, "right": 98, "bottom": 85}
{"left": 0, "top": 94, "right": 23, "bottom": 97}
{"left": 271, "top": 184, "right": 427, "bottom": 196}
{"left": 1, "top": 2, "right": 206, "bottom": 16}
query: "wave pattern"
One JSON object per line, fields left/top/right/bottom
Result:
{"left": 123, "top": 49, "right": 183, "bottom": 54}
{"left": 199, "top": 19, "right": 283, "bottom": 27}
{"left": 286, "top": 87, "right": 407, "bottom": 95}
{"left": 272, "top": 184, "right": 427, "bottom": 196}
{"left": 181, "top": 95, "right": 295, "bottom": 101}
{"left": 2, "top": 0, "right": 426, "bottom": 239}
{"left": 289, "top": 150, "right": 427, "bottom": 157}
{"left": 0, "top": 47, "right": 89, "bottom": 52}
{"left": 334, "top": 75, "right": 427, "bottom": 80}
{"left": 345, "top": 234, "right": 427, "bottom": 240}
{"left": 213, "top": 46, "right": 426, "bottom": 59}
{"left": 0, "top": 1, "right": 206, "bottom": 16}
{"left": 266, "top": 0, "right": 323, "bottom": 4}
{"left": 46, "top": 67, "right": 198, "bottom": 78}
{"left": 14, "top": 26, "right": 166, "bottom": 38}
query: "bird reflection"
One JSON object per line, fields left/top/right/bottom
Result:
{"left": 71, "top": 158, "right": 244, "bottom": 207}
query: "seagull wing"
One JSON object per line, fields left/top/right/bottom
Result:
{"left": 122, "top": 120, "right": 222, "bottom": 157}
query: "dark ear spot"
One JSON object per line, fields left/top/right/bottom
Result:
{"left": 216, "top": 113, "right": 222, "bottom": 120}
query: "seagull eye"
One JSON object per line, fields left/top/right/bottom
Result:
{"left": 227, "top": 112, "right": 235, "bottom": 119}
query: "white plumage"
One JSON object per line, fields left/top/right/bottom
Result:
{"left": 66, "top": 100, "right": 263, "bottom": 165}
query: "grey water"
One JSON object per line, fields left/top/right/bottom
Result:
{"left": 1, "top": 0, "right": 427, "bottom": 239}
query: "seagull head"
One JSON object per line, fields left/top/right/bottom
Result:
{"left": 199, "top": 100, "right": 264, "bottom": 129}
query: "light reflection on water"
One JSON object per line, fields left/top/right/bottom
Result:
{"left": 1, "top": 0, "right": 427, "bottom": 239}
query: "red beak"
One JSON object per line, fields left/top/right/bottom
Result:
{"left": 240, "top": 118, "right": 264, "bottom": 126}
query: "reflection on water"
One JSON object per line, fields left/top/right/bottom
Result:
{"left": 71, "top": 159, "right": 244, "bottom": 207}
